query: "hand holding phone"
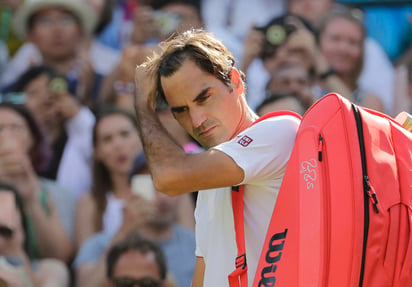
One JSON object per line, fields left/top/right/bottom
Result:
{"left": 131, "top": 174, "right": 156, "bottom": 201}
{"left": 0, "top": 192, "right": 17, "bottom": 239}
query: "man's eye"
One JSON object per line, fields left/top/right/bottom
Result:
{"left": 172, "top": 106, "right": 188, "bottom": 114}
{"left": 198, "top": 95, "right": 211, "bottom": 103}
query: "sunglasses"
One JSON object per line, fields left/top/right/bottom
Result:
{"left": 0, "top": 93, "right": 26, "bottom": 104}
{"left": 111, "top": 277, "right": 162, "bottom": 287}
{"left": 0, "top": 225, "right": 14, "bottom": 239}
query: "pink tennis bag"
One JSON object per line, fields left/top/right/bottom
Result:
{"left": 231, "top": 93, "right": 412, "bottom": 287}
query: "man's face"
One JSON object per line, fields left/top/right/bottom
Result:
{"left": 109, "top": 250, "right": 163, "bottom": 287}
{"left": 267, "top": 65, "right": 310, "bottom": 96}
{"left": 28, "top": 8, "right": 82, "bottom": 61}
{"left": 160, "top": 60, "right": 243, "bottom": 149}
{"left": 146, "top": 191, "right": 179, "bottom": 229}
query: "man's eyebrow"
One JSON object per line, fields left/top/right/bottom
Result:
{"left": 170, "top": 87, "right": 212, "bottom": 114}
{"left": 193, "top": 87, "right": 212, "bottom": 103}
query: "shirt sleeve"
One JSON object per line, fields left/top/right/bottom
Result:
{"left": 212, "top": 115, "right": 300, "bottom": 185}
{"left": 72, "top": 233, "right": 111, "bottom": 269}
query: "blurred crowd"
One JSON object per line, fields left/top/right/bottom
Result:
{"left": 0, "top": 0, "right": 411, "bottom": 286}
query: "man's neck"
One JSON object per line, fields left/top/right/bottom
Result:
{"left": 230, "top": 100, "right": 259, "bottom": 140}
{"left": 43, "top": 56, "right": 77, "bottom": 75}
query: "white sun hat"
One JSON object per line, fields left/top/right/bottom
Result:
{"left": 12, "top": 0, "right": 98, "bottom": 39}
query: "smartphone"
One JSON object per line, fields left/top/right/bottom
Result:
{"left": 0, "top": 192, "right": 17, "bottom": 238}
{"left": 131, "top": 174, "right": 156, "bottom": 201}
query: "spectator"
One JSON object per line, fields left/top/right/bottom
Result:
{"left": 74, "top": 176, "right": 196, "bottom": 287}
{"left": 256, "top": 93, "right": 307, "bottom": 116}
{"left": 131, "top": 0, "right": 204, "bottom": 45}
{"left": 74, "top": 107, "right": 144, "bottom": 250}
{"left": 94, "top": 0, "right": 143, "bottom": 51}
{"left": 74, "top": 107, "right": 195, "bottom": 250}
{"left": 287, "top": 0, "right": 333, "bottom": 26}
{"left": 0, "top": 0, "right": 24, "bottom": 57}
{"left": 0, "top": 182, "right": 36, "bottom": 287}
{"left": 265, "top": 62, "right": 316, "bottom": 110}
{"left": 0, "top": 102, "right": 73, "bottom": 263}
{"left": 10, "top": 65, "right": 95, "bottom": 199}
{"left": 106, "top": 231, "right": 173, "bottom": 287}
{"left": 84, "top": 0, "right": 122, "bottom": 78}
{"left": 287, "top": 0, "right": 395, "bottom": 114}
{"left": 99, "top": 0, "right": 204, "bottom": 109}
{"left": 0, "top": 182, "right": 70, "bottom": 287}
{"left": 318, "top": 7, "right": 384, "bottom": 111}
{"left": 2, "top": 0, "right": 101, "bottom": 105}
{"left": 99, "top": 44, "right": 154, "bottom": 111}
{"left": 201, "top": 0, "right": 285, "bottom": 65}
{"left": 393, "top": 58, "right": 412, "bottom": 116}
{"left": 242, "top": 14, "right": 352, "bottom": 110}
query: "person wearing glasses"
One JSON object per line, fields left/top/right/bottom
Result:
{"left": 0, "top": 182, "right": 70, "bottom": 287}
{"left": 0, "top": 182, "right": 35, "bottom": 287}
{"left": 0, "top": 103, "right": 73, "bottom": 286}
{"left": 106, "top": 231, "right": 175, "bottom": 287}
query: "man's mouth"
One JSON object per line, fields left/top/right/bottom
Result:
{"left": 198, "top": 125, "right": 216, "bottom": 137}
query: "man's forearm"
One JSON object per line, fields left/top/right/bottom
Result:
{"left": 135, "top": 104, "right": 188, "bottom": 195}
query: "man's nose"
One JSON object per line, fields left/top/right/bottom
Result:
{"left": 190, "top": 108, "right": 207, "bottom": 129}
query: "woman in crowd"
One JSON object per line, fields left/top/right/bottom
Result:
{"left": 0, "top": 102, "right": 73, "bottom": 263}
{"left": 318, "top": 7, "right": 384, "bottom": 112}
{"left": 75, "top": 107, "right": 195, "bottom": 250}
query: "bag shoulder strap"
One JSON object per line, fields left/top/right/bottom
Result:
{"left": 228, "top": 111, "right": 302, "bottom": 287}
{"left": 229, "top": 185, "right": 248, "bottom": 287}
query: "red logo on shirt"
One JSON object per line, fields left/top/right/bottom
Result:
{"left": 238, "top": 135, "right": 253, "bottom": 147}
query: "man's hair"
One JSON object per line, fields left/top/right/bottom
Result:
{"left": 11, "top": 65, "right": 67, "bottom": 93}
{"left": 146, "top": 29, "right": 244, "bottom": 102}
{"left": 106, "top": 231, "right": 167, "bottom": 280}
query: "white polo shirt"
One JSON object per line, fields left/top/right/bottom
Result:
{"left": 195, "top": 114, "right": 300, "bottom": 287}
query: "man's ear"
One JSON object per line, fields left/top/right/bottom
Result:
{"left": 230, "top": 68, "right": 244, "bottom": 96}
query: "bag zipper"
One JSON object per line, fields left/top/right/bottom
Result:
{"left": 352, "top": 104, "right": 379, "bottom": 287}
{"left": 318, "top": 133, "right": 331, "bottom": 286}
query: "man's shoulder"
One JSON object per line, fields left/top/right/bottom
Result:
{"left": 73, "top": 232, "right": 111, "bottom": 268}
{"left": 235, "top": 113, "right": 300, "bottom": 145}
{"left": 252, "top": 113, "right": 301, "bottom": 129}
